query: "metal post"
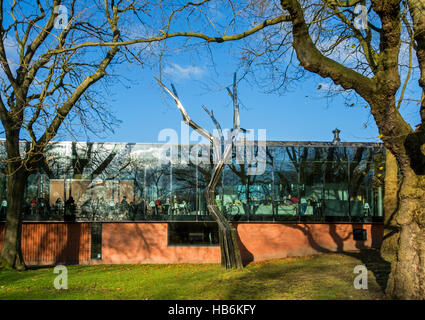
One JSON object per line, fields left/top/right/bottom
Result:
{"left": 377, "top": 186, "right": 383, "bottom": 217}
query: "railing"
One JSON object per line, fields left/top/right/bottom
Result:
{"left": 0, "top": 207, "right": 384, "bottom": 223}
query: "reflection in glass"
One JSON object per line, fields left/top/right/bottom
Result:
{"left": 0, "top": 140, "right": 384, "bottom": 223}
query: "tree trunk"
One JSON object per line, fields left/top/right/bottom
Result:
{"left": 0, "top": 169, "right": 27, "bottom": 270}
{"left": 385, "top": 171, "right": 425, "bottom": 299}
{"left": 380, "top": 149, "right": 400, "bottom": 262}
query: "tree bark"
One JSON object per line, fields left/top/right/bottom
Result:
{"left": 385, "top": 171, "right": 425, "bottom": 299}
{"left": 280, "top": 0, "right": 425, "bottom": 299}
{"left": 0, "top": 128, "right": 32, "bottom": 270}
{"left": 380, "top": 148, "right": 400, "bottom": 262}
{"left": 0, "top": 168, "right": 27, "bottom": 270}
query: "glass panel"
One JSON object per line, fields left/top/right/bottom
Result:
{"left": 373, "top": 147, "right": 385, "bottom": 221}
{"left": 299, "top": 146, "right": 326, "bottom": 221}
{"left": 0, "top": 140, "right": 386, "bottom": 224}
{"left": 91, "top": 222, "right": 102, "bottom": 260}
{"left": 322, "top": 147, "right": 349, "bottom": 220}
{"left": 223, "top": 160, "right": 247, "bottom": 221}
{"left": 144, "top": 156, "right": 171, "bottom": 221}
{"left": 272, "top": 146, "right": 300, "bottom": 220}
{"left": 68, "top": 143, "right": 132, "bottom": 221}
{"left": 194, "top": 144, "right": 214, "bottom": 221}
{"left": 167, "top": 222, "right": 219, "bottom": 246}
{"left": 246, "top": 145, "right": 274, "bottom": 221}
{"left": 348, "top": 147, "right": 375, "bottom": 221}
{"left": 171, "top": 145, "right": 198, "bottom": 221}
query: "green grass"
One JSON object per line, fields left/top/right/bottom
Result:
{"left": 0, "top": 250, "right": 390, "bottom": 300}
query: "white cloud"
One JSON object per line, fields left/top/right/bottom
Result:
{"left": 163, "top": 63, "right": 205, "bottom": 79}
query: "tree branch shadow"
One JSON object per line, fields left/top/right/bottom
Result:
{"left": 284, "top": 223, "right": 390, "bottom": 293}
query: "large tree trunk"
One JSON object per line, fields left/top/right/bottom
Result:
{"left": 385, "top": 170, "right": 425, "bottom": 299}
{"left": 380, "top": 149, "right": 400, "bottom": 262}
{"left": 0, "top": 130, "right": 29, "bottom": 270}
{"left": 0, "top": 168, "right": 27, "bottom": 270}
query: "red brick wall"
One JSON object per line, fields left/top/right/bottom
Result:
{"left": 0, "top": 223, "right": 91, "bottom": 265}
{"left": 234, "top": 223, "right": 383, "bottom": 263}
{"left": 99, "top": 222, "right": 383, "bottom": 265}
{"left": 0, "top": 222, "right": 383, "bottom": 266}
{"left": 99, "top": 223, "right": 221, "bottom": 264}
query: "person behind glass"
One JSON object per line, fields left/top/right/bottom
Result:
{"left": 138, "top": 197, "right": 146, "bottom": 216}
{"left": 155, "top": 197, "right": 163, "bottom": 215}
{"left": 0, "top": 198, "right": 6, "bottom": 219}
{"left": 22, "top": 198, "right": 31, "bottom": 217}
{"left": 108, "top": 199, "right": 115, "bottom": 211}
{"left": 319, "top": 198, "right": 325, "bottom": 217}
{"left": 129, "top": 201, "right": 136, "bottom": 220}
{"left": 173, "top": 200, "right": 179, "bottom": 215}
{"left": 148, "top": 199, "right": 156, "bottom": 215}
{"left": 309, "top": 196, "right": 317, "bottom": 216}
{"left": 290, "top": 195, "right": 299, "bottom": 204}
{"left": 180, "top": 200, "right": 188, "bottom": 214}
{"left": 65, "top": 196, "right": 76, "bottom": 220}
{"left": 120, "top": 196, "right": 129, "bottom": 215}
{"left": 55, "top": 197, "right": 64, "bottom": 214}
{"left": 39, "top": 198, "right": 49, "bottom": 217}
{"left": 300, "top": 196, "right": 307, "bottom": 216}
{"left": 363, "top": 202, "right": 370, "bottom": 216}
{"left": 163, "top": 198, "right": 170, "bottom": 215}
{"left": 284, "top": 194, "right": 292, "bottom": 205}
{"left": 30, "top": 198, "right": 37, "bottom": 215}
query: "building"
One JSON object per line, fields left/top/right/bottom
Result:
{"left": 0, "top": 138, "right": 385, "bottom": 265}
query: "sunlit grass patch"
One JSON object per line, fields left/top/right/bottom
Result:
{"left": 0, "top": 250, "right": 389, "bottom": 300}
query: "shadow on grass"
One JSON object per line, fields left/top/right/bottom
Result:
{"left": 212, "top": 251, "right": 390, "bottom": 300}
{"left": 0, "top": 266, "right": 48, "bottom": 287}
{"left": 282, "top": 224, "right": 391, "bottom": 294}
{"left": 342, "top": 249, "right": 391, "bottom": 293}
{"left": 222, "top": 263, "right": 309, "bottom": 300}
{"left": 26, "top": 265, "right": 55, "bottom": 270}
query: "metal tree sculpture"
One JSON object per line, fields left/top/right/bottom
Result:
{"left": 156, "top": 74, "right": 244, "bottom": 269}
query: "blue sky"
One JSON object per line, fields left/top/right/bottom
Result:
{"left": 90, "top": 49, "right": 384, "bottom": 145}
{"left": 1, "top": 1, "right": 422, "bottom": 146}
{"left": 95, "top": 29, "right": 421, "bottom": 145}
{"left": 102, "top": 67, "right": 381, "bottom": 144}
{"left": 1, "top": 35, "right": 420, "bottom": 145}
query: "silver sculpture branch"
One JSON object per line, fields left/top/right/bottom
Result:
{"left": 155, "top": 77, "right": 213, "bottom": 144}
{"left": 155, "top": 74, "right": 244, "bottom": 269}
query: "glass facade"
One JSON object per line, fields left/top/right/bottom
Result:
{"left": 0, "top": 140, "right": 385, "bottom": 223}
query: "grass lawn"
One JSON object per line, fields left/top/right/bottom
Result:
{"left": 0, "top": 250, "right": 391, "bottom": 300}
